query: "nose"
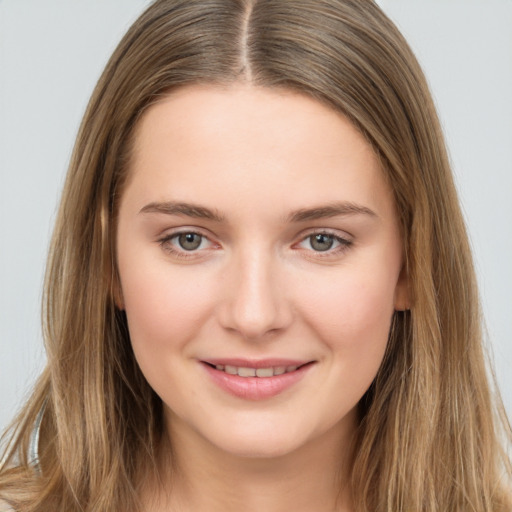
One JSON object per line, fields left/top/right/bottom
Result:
{"left": 217, "top": 247, "right": 293, "bottom": 340}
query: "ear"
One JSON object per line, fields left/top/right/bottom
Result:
{"left": 394, "top": 265, "right": 411, "bottom": 311}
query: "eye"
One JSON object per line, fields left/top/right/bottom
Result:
{"left": 159, "top": 230, "right": 215, "bottom": 257}
{"left": 176, "top": 232, "right": 204, "bottom": 251}
{"left": 309, "top": 233, "right": 336, "bottom": 252}
{"left": 297, "top": 232, "right": 352, "bottom": 253}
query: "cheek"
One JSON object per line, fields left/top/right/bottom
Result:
{"left": 118, "top": 255, "right": 217, "bottom": 366}
{"left": 307, "top": 274, "right": 395, "bottom": 422}
{"left": 296, "top": 263, "right": 396, "bottom": 363}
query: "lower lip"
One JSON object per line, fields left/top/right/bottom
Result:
{"left": 202, "top": 362, "right": 314, "bottom": 401}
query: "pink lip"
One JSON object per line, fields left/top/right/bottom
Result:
{"left": 201, "top": 359, "right": 315, "bottom": 401}
{"left": 203, "top": 358, "right": 308, "bottom": 368}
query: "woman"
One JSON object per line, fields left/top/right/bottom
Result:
{"left": 1, "top": 1, "right": 510, "bottom": 510}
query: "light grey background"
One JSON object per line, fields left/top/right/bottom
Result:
{"left": 1, "top": 1, "right": 511, "bottom": 433}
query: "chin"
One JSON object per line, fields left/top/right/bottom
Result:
{"left": 211, "top": 429, "right": 307, "bottom": 460}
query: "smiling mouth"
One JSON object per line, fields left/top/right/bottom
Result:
{"left": 203, "top": 362, "right": 312, "bottom": 378}
{"left": 201, "top": 360, "right": 315, "bottom": 400}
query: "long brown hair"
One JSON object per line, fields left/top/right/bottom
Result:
{"left": 1, "top": 1, "right": 511, "bottom": 510}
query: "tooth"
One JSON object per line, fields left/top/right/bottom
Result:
{"left": 286, "top": 365, "right": 298, "bottom": 373}
{"left": 256, "top": 367, "right": 274, "bottom": 377}
{"left": 215, "top": 364, "right": 225, "bottom": 371}
{"left": 274, "top": 366, "right": 286, "bottom": 375}
{"left": 225, "top": 365, "right": 238, "bottom": 375}
{"left": 238, "top": 367, "right": 256, "bottom": 377}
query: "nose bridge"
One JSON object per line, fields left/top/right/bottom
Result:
{"left": 221, "top": 242, "right": 290, "bottom": 339}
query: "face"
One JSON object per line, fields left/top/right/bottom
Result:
{"left": 116, "top": 84, "right": 408, "bottom": 459}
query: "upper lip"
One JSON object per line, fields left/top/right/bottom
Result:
{"left": 201, "top": 358, "right": 314, "bottom": 369}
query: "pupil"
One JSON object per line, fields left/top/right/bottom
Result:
{"left": 178, "top": 233, "right": 202, "bottom": 250}
{"left": 311, "top": 234, "right": 333, "bottom": 251}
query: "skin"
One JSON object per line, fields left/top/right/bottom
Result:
{"left": 116, "top": 83, "right": 409, "bottom": 511}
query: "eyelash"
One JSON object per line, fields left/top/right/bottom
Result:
{"left": 158, "top": 229, "right": 353, "bottom": 260}
{"left": 297, "top": 231, "right": 353, "bottom": 257}
{"left": 158, "top": 230, "right": 215, "bottom": 260}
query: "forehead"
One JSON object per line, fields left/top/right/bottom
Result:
{"left": 124, "top": 83, "right": 394, "bottom": 220}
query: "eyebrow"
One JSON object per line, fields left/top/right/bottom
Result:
{"left": 139, "top": 201, "right": 225, "bottom": 222}
{"left": 287, "top": 202, "right": 377, "bottom": 222}
{"left": 139, "top": 200, "right": 377, "bottom": 223}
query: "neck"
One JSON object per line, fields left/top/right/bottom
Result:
{"left": 144, "top": 411, "right": 357, "bottom": 512}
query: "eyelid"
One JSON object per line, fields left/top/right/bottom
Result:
{"left": 294, "top": 228, "right": 353, "bottom": 255}
{"left": 297, "top": 227, "right": 353, "bottom": 242}
{"left": 156, "top": 226, "right": 353, "bottom": 260}
{"left": 158, "top": 227, "right": 220, "bottom": 259}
